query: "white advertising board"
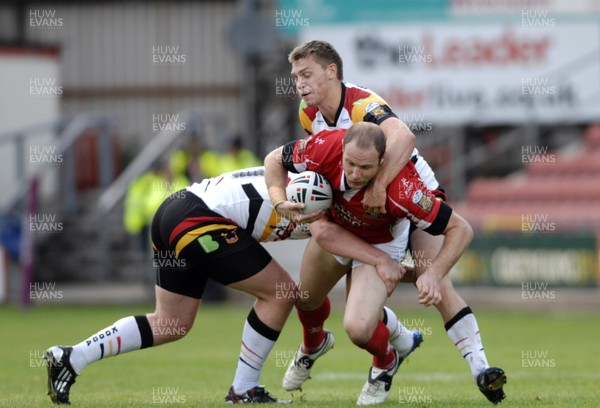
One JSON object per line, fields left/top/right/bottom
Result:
{"left": 0, "top": 49, "right": 61, "bottom": 208}
{"left": 300, "top": 21, "right": 600, "bottom": 125}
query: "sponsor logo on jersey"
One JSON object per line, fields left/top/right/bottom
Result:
{"left": 412, "top": 190, "right": 424, "bottom": 203}
{"left": 333, "top": 202, "right": 368, "bottom": 227}
{"left": 412, "top": 190, "right": 434, "bottom": 213}
{"left": 198, "top": 235, "right": 219, "bottom": 253}
{"left": 365, "top": 102, "right": 380, "bottom": 112}
{"left": 364, "top": 210, "right": 384, "bottom": 219}
{"left": 364, "top": 101, "right": 387, "bottom": 118}
{"left": 221, "top": 229, "right": 239, "bottom": 244}
{"left": 298, "top": 138, "right": 308, "bottom": 153}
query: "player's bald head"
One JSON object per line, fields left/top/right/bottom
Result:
{"left": 343, "top": 122, "right": 386, "bottom": 161}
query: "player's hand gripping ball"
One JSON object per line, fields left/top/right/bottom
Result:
{"left": 286, "top": 171, "right": 332, "bottom": 214}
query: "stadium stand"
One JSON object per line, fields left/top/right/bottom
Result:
{"left": 454, "top": 124, "right": 600, "bottom": 233}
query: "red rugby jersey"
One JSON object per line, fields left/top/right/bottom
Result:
{"left": 282, "top": 129, "right": 452, "bottom": 244}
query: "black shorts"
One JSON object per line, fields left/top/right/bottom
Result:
{"left": 150, "top": 190, "right": 272, "bottom": 299}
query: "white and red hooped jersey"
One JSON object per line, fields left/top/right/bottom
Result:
{"left": 186, "top": 167, "right": 310, "bottom": 242}
{"left": 281, "top": 129, "right": 452, "bottom": 244}
{"left": 299, "top": 82, "right": 397, "bottom": 135}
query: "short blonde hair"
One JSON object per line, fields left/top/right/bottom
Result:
{"left": 288, "top": 40, "right": 343, "bottom": 80}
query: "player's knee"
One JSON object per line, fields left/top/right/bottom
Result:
{"left": 438, "top": 274, "right": 456, "bottom": 294}
{"left": 176, "top": 316, "right": 195, "bottom": 338}
{"left": 294, "top": 291, "right": 327, "bottom": 311}
{"left": 343, "top": 319, "right": 372, "bottom": 346}
{"left": 259, "top": 280, "right": 298, "bottom": 306}
{"left": 149, "top": 312, "right": 194, "bottom": 341}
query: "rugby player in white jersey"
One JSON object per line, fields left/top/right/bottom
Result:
{"left": 44, "top": 167, "right": 409, "bottom": 405}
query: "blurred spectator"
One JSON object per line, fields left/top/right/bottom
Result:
{"left": 170, "top": 134, "right": 260, "bottom": 180}
{"left": 169, "top": 135, "right": 224, "bottom": 182}
{"left": 196, "top": 138, "right": 224, "bottom": 179}
{"left": 220, "top": 135, "right": 262, "bottom": 173}
{"left": 123, "top": 165, "right": 156, "bottom": 250}
{"left": 124, "top": 160, "right": 189, "bottom": 251}
{"left": 0, "top": 216, "right": 20, "bottom": 259}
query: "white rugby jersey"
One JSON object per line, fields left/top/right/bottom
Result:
{"left": 186, "top": 167, "right": 311, "bottom": 242}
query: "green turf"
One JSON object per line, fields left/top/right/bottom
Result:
{"left": 2, "top": 302, "right": 599, "bottom": 407}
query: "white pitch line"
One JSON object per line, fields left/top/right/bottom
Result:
{"left": 313, "top": 370, "right": 565, "bottom": 382}
{"left": 313, "top": 372, "right": 462, "bottom": 382}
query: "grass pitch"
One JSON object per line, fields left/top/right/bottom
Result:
{"left": 2, "top": 302, "right": 599, "bottom": 407}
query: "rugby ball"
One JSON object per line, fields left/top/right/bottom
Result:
{"left": 286, "top": 171, "right": 333, "bottom": 213}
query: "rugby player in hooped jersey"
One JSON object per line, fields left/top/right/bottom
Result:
{"left": 282, "top": 40, "right": 507, "bottom": 404}
{"left": 44, "top": 167, "right": 408, "bottom": 405}
{"left": 266, "top": 123, "right": 505, "bottom": 405}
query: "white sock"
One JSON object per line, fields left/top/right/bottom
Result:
{"left": 70, "top": 315, "right": 153, "bottom": 374}
{"left": 382, "top": 306, "right": 414, "bottom": 355}
{"left": 445, "top": 307, "right": 489, "bottom": 381}
{"left": 232, "top": 309, "right": 279, "bottom": 394}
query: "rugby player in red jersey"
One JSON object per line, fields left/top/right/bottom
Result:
{"left": 280, "top": 40, "right": 507, "bottom": 404}
{"left": 266, "top": 122, "right": 505, "bottom": 404}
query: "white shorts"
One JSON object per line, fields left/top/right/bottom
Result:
{"left": 332, "top": 218, "right": 411, "bottom": 268}
{"left": 411, "top": 148, "right": 439, "bottom": 191}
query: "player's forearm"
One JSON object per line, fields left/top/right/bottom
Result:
{"left": 374, "top": 118, "right": 415, "bottom": 188}
{"left": 427, "top": 213, "right": 473, "bottom": 280}
{"left": 264, "top": 148, "right": 288, "bottom": 204}
{"left": 309, "top": 218, "right": 390, "bottom": 266}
